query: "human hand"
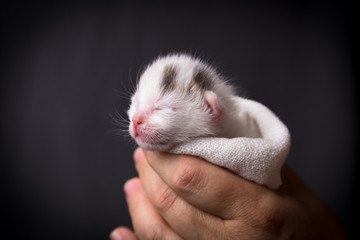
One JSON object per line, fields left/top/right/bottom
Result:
{"left": 111, "top": 148, "right": 349, "bottom": 240}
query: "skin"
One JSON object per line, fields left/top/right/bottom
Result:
{"left": 110, "top": 148, "right": 349, "bottom": 240}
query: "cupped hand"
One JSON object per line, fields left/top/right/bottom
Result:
{"left": 111, "top": 148, "right": 348, "bottom": 240}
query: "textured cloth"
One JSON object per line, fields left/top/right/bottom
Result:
{"left": 169, "top": 97, "right": 291, "bottom": 189}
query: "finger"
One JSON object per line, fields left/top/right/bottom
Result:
{"left": 143, "top": 150, "right": 274, "bottom": 220}
{"left": 110, "top": 226, "right": 138, "bottom": 240}
{"left": 124, "top": 177, "right": 182, "bottom": 240}
{"left": 135, "top": 150, "right": 226, "bottom": 239}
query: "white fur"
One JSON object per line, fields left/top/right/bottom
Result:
{"left": 128, "top": 54, "right": 237, "bottom": 150}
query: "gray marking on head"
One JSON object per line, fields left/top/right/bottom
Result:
{"left": 161, "top": 65, "right": 177, "bottom": 94}
{"left": 191, "top": 68, "right": 213, "bottom": 91}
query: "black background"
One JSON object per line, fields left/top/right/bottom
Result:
{"left": 1, "top": 1, "right": 358, "bottom": 239}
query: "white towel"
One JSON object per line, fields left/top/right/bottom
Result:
{"left": 169, "top": 97, "right": 291, "bottom": 189}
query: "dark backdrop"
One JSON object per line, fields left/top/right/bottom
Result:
{"left": 1, "top": 1, "right": 358, "bottom": 239}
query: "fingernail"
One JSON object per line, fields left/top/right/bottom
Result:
{"left": 110, "top": 230, "right": 123, "bottom": 240}
{"left": 124, "top": 178, "right": 141, "bottom": 196}
{"left": 134, "top": 148, "right": 145, "bottom": 164}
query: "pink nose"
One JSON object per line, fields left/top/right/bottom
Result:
{"left": 132, "top": 117, "right": 142, "bottom": 136}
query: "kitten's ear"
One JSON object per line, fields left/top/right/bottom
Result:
{"left": 204, "top": 90, "right": 221, "bottom": 122}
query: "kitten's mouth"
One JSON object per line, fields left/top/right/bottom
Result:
{"left": 134, "top": 132, "right": 171, "bottom": 151}
{"left": 130, "top": 123, "right": 172, "bottom": 150}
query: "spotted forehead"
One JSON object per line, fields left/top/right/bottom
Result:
{"left": 160, "top": 63, "right": 214, "bottom": 96}
{"left": 160, "top": 65, "right": 177, "bottom": 94}
{"left": 191, "top": 69, "right": 214, "bottom": 91}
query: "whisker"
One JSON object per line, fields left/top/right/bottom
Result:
{"left": 113, "top": 88, "right": 133, "bottom": 100}
{"left": 111, "top": 111, "right": 129, "bottom": 124}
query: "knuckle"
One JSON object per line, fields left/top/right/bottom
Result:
{"left": 152, "top": 184, "right": 177, "bottom": 211}
{"left": 145, "top": 224, "right": 165, "bottom": 240}
{"left": 253, "top": 194, "right": 287, "bottom": 235}
{"left": 171, "top": 161, "right": 205, "bottom": 195}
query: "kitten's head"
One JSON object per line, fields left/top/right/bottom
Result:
{"left": 128, "top": 54, "right": 233, "bottom": 150}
